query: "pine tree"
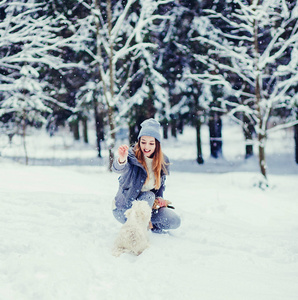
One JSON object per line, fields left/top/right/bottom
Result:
{"left": 188, "top": 0, "right": 298, "bottom": 183}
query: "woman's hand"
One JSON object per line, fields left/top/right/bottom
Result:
{"left": 118, "top": 144, "right": 129, "bottom": 163}
{"left": 152, "top": 198, "right": 172, "bottom": 209}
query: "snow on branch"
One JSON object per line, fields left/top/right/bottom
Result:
{"left": 203, "top": 9, "right": 253, "bottom": 34}
{"left": 267, "top": 119, "right": 298, "bottom": 133}
{"left": 191, "top": 36, "right": 252, "bottom": 63}
{"left": 186, "top": 72, "right": 232, "bottom": 90}
{"left": 111, "top": 0, "right": 135, "bottom": 41}
{"left": 113, "top": 42, "right": 157, "bottom": 63}
{"left": 112, "top": 2, "right": 171, "bottom": 63}
{"left": 260, "top": 28, "right": 298, "bottom": 69}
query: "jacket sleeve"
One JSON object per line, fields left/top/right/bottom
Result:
{"left": 112, "top": 158, "right": 130, "bottom": 174}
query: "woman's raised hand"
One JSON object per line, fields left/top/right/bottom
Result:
{"left": 118, "top": 144, "right": 129, "bottom": 163}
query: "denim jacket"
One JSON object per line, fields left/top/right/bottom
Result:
{"left": 112, "top": 147, "right": 169, "bottom": 210}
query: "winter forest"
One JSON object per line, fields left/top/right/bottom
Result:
{"left": 1, "top": 1, "right": 298, "bottom": 299}
{"left": 0, "top": 0, "right": 297, "bottom": 179}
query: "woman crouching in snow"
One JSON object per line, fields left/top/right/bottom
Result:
{"left": 112, "top": 118, "right": 181, "bottom": 233}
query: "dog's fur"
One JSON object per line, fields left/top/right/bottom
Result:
{"left": 112, "top": 201, "right": 152, "bottom": 256}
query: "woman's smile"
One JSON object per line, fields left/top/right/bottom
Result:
{"left": 140, "top": 136, "right": 156, "bottom": 157}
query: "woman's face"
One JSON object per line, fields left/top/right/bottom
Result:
{"left": 140, "top": 136, "right": 156, "bottom": 158}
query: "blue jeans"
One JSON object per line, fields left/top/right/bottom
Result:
{"left": 113, "top": 191, "right": 181, "bottom": 233}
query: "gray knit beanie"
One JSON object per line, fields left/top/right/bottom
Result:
{"left": 137, "top": 118, "right": 162, "bottom": 143}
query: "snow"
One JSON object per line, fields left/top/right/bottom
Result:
{"left": 1, "top": 120, "right": 298, "bottom": 300}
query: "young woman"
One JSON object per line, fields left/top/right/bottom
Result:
{"left": 112, "top": 118, "right": 181, "bottom": 233}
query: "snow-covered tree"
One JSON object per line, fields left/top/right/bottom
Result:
{"left": 1, "top": 64, "right": 54, "bottom": 163}
{"left": 77, "top": 0, "right": 172, "bottom": 170}
{"left": 0, "top": 0, "right": 87, "bottom": 162}
{"left": 0, "top": 1, "right": 78, "bottom": 154}
{"left": 38, "top": 0, "right": 93, "bottom": 142}
{"left": 157, "top": 1, "right": 226, "bottom": 162}
{"left": 156, "top": 2, "right": 198, "bottom": 138}
{"left": 188, "top": 0, "right": 298, "bottom": 183}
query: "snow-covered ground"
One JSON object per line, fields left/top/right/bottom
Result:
{"left": 0, "top": 120, "right": 298, "bottom": 300}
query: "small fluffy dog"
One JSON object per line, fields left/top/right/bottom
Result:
{"left": 112, "top": 201, "right": 152, "bottom": 256}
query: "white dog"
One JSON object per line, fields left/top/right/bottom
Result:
{"left": 112, "top": 201, "right": 152, "bottom": 256}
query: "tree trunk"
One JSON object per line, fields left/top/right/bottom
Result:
{"left": 245, "top": 140, "right": 254, "bottom": 159}
{"left": 82, "top": 117, "right": 88, "bottom": 144}
{"left": 208, "top": 111, "right": 222, "bottom": 158}
{"left": 162, "top": 121, "right": 168, "bottom": 139}
{"left": 178, "top": 117, "right": 184, "bottom": 134}
{"left": 71, "top": 119, "right": 80, "bottom": 141}
{"left": 258, "top": 134, "right": 267, "bottom": 180}
{"left": 171, "top": 118, "right": 177, "bottom": 138}
{"left": 93, "top": 0, "right": 116, "bottom": 170}
{"left": 129, "top": 124, "right": 138, "bottom": 145}
{"left": 295, "top": 122, "right": 298, "bottom": 164}
{"left": 256, "top": 92, "right": 267, "bottom": 179}
{"left": 22, "top": 113, "right": 28, "bottom": 165}
{"left": 196, "top": 118, "right": 204, "bottom": 164}
{"left": 253, "top": 11, "right": 267, "bottom": 180}
{"left": 107, "top": 0, "right": 116, "bottom": 171}
{"left": 107, "top": 107, "right": 116, "bottom": 171}
{"left": 243, "top": 115, "right": 254, "bottom": 159}
{"left": 93, "top": 97, "right": 104, "bottom": 158}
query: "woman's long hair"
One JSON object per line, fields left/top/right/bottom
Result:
{"left": 134, "top": 139, "right": 168, "bottom": 189}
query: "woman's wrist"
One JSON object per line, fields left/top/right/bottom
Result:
{"left": 118, "top": 158, "right": 127, "bottom": 164}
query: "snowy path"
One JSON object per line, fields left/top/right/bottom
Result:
{"left": 1, "top": 162, "right": 298, "bottom": 300}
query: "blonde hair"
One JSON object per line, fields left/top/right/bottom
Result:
{"left": 134, "top": 139, "right": 168, "bottom": 189}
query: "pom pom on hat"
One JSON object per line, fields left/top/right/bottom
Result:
{"left": 137, "top": 118, "right": 162, "bottom": 142}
